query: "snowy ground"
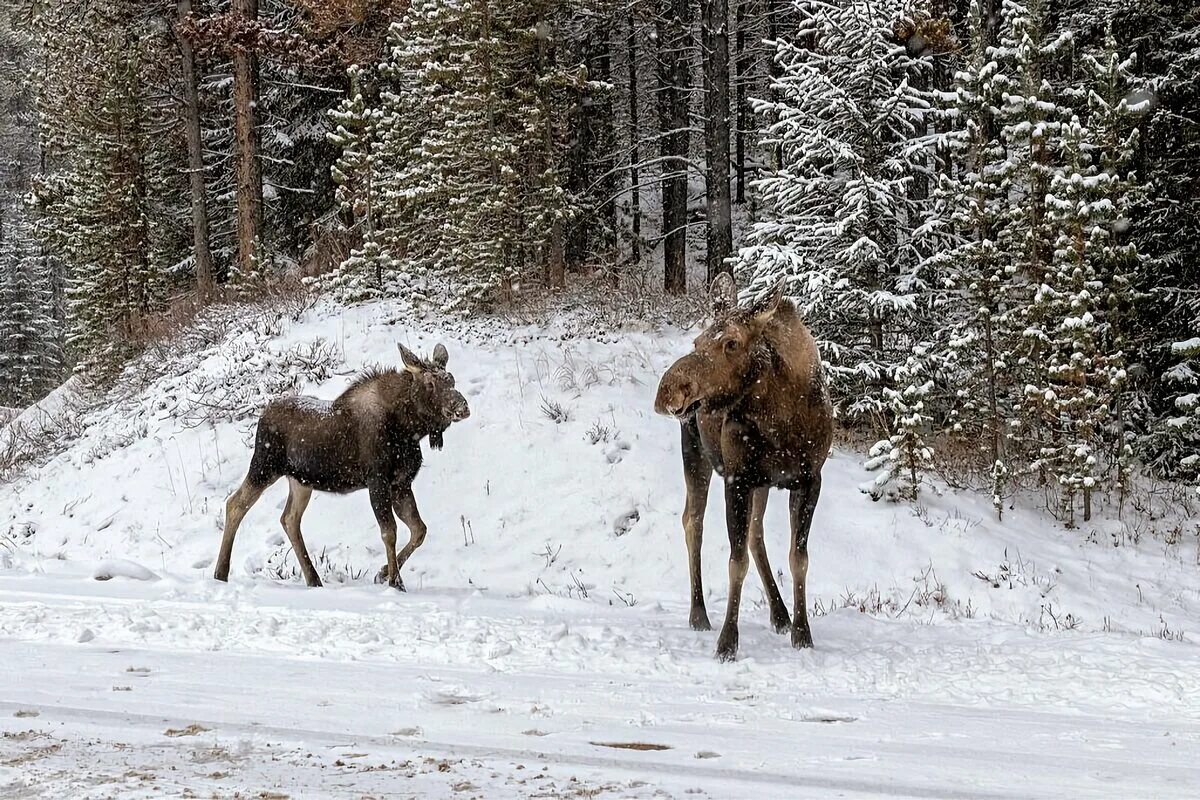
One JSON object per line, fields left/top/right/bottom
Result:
{"left": 2, "top": 297, "right": 1199, "bottom": 798}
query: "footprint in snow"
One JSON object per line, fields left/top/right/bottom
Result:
{"left": 801, "top": 711, "right": 858, "bottom": 724}
{"left": 604, "top": 440, "right": 631, "bottom": 463}
{"left": 390, "top": 727, "right": 423, "bottom": 737}
{"left": 613, "top": 508, "right": 640, "bottom": 537}
{"left": 423, "top": 686, "right": 488, "bottom": 706}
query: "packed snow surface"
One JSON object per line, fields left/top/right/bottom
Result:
{"left": 2, "top": 298, "right": 1199, "bottom": 798}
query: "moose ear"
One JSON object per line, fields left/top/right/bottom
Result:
{"left": 398, "top": 343, "right": 424, "bottom": 374}
{"left": 710, "top": 271, "right": 737, "bottom": 314}
{"left": 432, "top": 343, "right": 449, "bottom": 369}
{"left": 748, "top": 280, "right": 786, "bottom": 323}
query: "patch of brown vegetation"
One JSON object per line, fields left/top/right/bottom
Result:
{"left": 589, "top": 741, "right": 672, "bottom": 752}
{"left": 163, "top": 724, "right": 211, "bottom": 738}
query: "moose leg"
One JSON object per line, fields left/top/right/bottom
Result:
{"left": 680, "top": 419, "right": 713, "bottom": 631}
{"left": 747, "top": 487, "right": 790, "bottom": 634}
{"left": 280, "top": 478, "right": 321, "bottom": 587}
{"left": 788, "top": 475, "right": 822, "bottom": 649}
{"left": 368, "top": 483, "right": 401, "bottom": 590}
{"left": 716, "top": 481, "right": 753, "bottom": 662}
{"left": 214, "top": 477, "right": 272, "bottom": 582}
{"left": 391, "top": 486, "right": 428, "bottom": 589}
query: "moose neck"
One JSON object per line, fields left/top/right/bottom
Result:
{"left": 710, "top": 344, "right": 775, "bottom": 416}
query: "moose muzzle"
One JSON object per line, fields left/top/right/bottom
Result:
{"left": 654, "top": 358, "right": 703, "bottom": 419}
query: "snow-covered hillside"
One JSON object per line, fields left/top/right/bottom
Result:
{"left": 2, "top": 297, "right": 1199, "bottom": 798}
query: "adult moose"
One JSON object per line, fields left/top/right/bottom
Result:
{"left": 654, "top": 274, "right": 833, "bottom": 661}
{"left": 214, "top": 343, "right": 470, "bottom": 590}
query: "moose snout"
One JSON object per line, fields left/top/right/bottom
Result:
{"left": 655, "top": 375, "right": 699, "bottom": 418}
{"left": 449, "top": 392, "right": 471, "bottom": 422}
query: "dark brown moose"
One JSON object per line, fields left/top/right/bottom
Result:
{"left": 214, "top": 343, "right": 470, "bottom": 590}
{"left": 654, "top": 274, "right": 833, "bottom": 661}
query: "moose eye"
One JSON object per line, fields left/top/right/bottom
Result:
{"left": 724, "top": 339, "right": 740, "bottom": 353}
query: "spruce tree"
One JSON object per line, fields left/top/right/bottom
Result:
{"left": 326, "top": 0, "right": 583, "bottom": 307}
{"left": 739, "top": 0, "right": 941, "bottom": 496}
{"left": 933, "top": 0, "right": 1019, "bottom": 514}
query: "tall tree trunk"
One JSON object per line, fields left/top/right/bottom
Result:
{"left": 627, "top": 9, "right": 641, "bottom": 265}
{"left": 538, "top": 17, "right": 565, "bottom": 289}
{"left": 177, "top": 0, "right": 214, "bottom": 298}
{"left": 767, "top": 0, "right": 785, "bottom": 170}
{"left": 701, "top": 0, "right": 733, "bottom": 282}
{"left": 658, "top": 0, "right": 691, "bottom": 294}
{"left": 597, "top": 23, "right": 617, "bottom": 281}
{"left": 734, "top": 0, "right": 748, "bottom": 204}
{"left": 232, "top": 0, "right": 262, "bottom": 280}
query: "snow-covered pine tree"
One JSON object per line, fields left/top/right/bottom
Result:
{"left": 326, "top": 64, "right": 391, "bottom": 301}
{"left": 993, "top": 4, "right": 1146, "bottom": 524}
{"left": 990, "top": 0, "right": 1078, "bottom": 508}
{"left": 1076, "top": 28, "right": 1147, "bottom": 507}
{"left": 1038, "top": 114, "right": 1117, "bottom": 525}
{"left": 326, "top": 0, "right": 583, "bottom": 308}
{"left": 1130, "top": 6, "right": 1200, "bottom": 486}
{"left": 0, "top": 4, "right": 62, "bottom": 402}
{"left": 739, "top": 0, "right": 942, "bottom": 498}
{"left": 1160, "top": 336, "right": 1200, "bottom": 491}
{"left": 0, "top": 212, "right": 61, "bottom": 406}
{"left": 31, "top": 6, "right": 187, "bottom": 373}
{"left": 929, "top": 0, "right": 1019, "bottom": 515}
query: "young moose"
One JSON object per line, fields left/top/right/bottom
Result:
{"left": 654, "top": 274, "right": 833, "bottom": 661}
{"left": 214, "top": 343, "right": 470, "bottom": 590}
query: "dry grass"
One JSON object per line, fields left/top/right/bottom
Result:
{"left": 589, "top": 741, "right": 672, "bottom": 752}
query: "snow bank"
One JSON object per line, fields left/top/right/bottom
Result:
{"left": 0, "top": 376, "right": 86, "bottom": 446}
{"left": 92, "top": 558, "right": 159, "bottom": 582}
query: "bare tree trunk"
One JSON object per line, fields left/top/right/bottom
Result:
{"left": 767, "top": 0, "right": 785, "bottom": 170}
{"left": 597, "top": 23, "right": 617, "bottom": 282}
{"left": 232, "top": 0, "right": 262, "bottom": 280}
{"left": 734, "top": 0, "right": 748, "bottom": 205}
{"left": 627, "top": 9, "right": 642, "bottom": 265}
{"left": 658, "top": 0, "right": 691, "bottom": 294}
{"left": 177, "top": 0, "right": 214, "bottom": 298}
{"left": 538, "top": 16, "right": 565, "bottom": 289}
{"left": 701, "top": 0, "right": 733, "bottom": 282}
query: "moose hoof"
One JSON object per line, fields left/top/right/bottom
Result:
{"left": 376, "top": 565, "right": 406, "bottom": 592}
{"left": 689, "top": 608, "right": 712, "bottom": 632}
{"left": 770, "top": 610, "right": 791, "bottom": 635}
{"left": 715, "top": 630, "right": 739, "bottom": 663}
{"left": 791, "top": 626, "right": 814, "bottom": 649}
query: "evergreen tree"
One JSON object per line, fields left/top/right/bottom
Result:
{"left": 932, "top": 0, "right": 1018, "bottom": 513}
{"left": 327, "top": 0, "right": 583, "bottom": 307}
{"left": 991, "top": 0, "right": 1074, "bottom": 504}
{"left": 31, "top": 5, "right": 187, "bottom": 371}
{"left": 1131, "top": 4, "right": 1200, "bottom": 482}
{"left": 739, "top": 0, "right": 941, "bottom": 495}
{"left": 0, "top": 212, "right": 61, "bottom": 405}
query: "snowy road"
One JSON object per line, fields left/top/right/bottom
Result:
{"left": 2, "top": 574, "right": 1198, "bottom": 798}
